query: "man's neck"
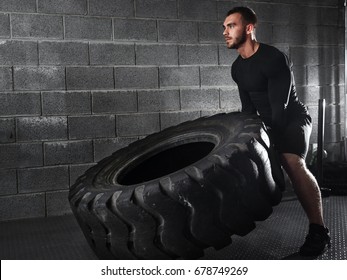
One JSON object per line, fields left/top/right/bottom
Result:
{"left": 238, "top": 40, "right": 260, "bottom": 59}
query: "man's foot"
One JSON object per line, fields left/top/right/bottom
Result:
{"left": 299, "top": 223, "right": 331, "bottom": 256}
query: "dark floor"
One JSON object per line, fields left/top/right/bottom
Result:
{"left": 0, "top": 194, "right": 346, "bottom": 260}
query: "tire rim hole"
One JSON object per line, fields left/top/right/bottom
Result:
{"left": 118, "top": 142, "right": 215, "bottom": 185}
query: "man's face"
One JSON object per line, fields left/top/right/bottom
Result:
{"left": 223, "top": 13, "right": 247, "bottom": 49}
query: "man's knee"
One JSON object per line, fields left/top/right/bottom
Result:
{"left": 280, "top": 153, "right": 306, "bottom": 174}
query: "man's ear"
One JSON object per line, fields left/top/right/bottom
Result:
{"left": 246, "top": 24, "right": 255, "bottom": 34}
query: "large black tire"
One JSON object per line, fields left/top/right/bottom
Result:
{"left": 69, "top": 112, "right": 285, "bottom": 259}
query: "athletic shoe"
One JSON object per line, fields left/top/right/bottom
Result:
{"left": 299, "top": 223, "right": 331, "bottom": 256}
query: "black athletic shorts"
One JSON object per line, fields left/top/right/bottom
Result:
{"left": 275, "top": 114, "right": 312, "bottom": 159}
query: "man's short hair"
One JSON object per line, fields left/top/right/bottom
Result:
{"left": 226, "top": 6, "right": 257, "bottom": 26}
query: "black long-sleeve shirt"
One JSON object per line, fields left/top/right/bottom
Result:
{"left": 231, "top": 43, "right": 308, "bottom": 134}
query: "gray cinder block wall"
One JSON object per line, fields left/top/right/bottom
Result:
{"left": 0, "top": 0, "right": 344, "bottom": 221}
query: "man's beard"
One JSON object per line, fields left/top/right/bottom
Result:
{"left": 229, "top": 29, "right": 247, "bottom": 49}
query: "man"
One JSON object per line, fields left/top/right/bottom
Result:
{"left": 223, "top": 6, "right": 330, "bottom": 256}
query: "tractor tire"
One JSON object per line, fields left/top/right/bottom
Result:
{"left": 69, "top": 112, "right": 285, "bottom": 259}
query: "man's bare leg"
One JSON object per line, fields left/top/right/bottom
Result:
{"left": 280, "top": 152, "right": 324, "bottom": 225}
{"left": 280, "top": 152, "right": 330, "bottom": 256}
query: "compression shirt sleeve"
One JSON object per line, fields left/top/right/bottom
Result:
{"left": 266, "top": 52, "right": 292, "bottom": 132}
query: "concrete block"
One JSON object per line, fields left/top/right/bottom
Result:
{"left": 39, "top": 41, "right": 89, "bottom": 65}
{"left": 16, "top": 116, "right": 67, "bottom": 141}
{"left": 290, "top": 46, "right": 319, "bottom": 66}
{"left": 292, "top": 66, "right": 307, "bottom": 86}
{"left": 220, "top": 87, "right": 242, "bottom": 111}
{"left": 296, "top": 86, "right": 321, "bottom": 106}
{"left": 0, "top": 92, "right": 41, "bottom": 116}
{"left": 338, "top": 27, "right": 344, "bottom": 45}
{"left": 42, "top": 91, "right": 91, "bottom": 115}
{"left": 160, "top": 111, "right": 200, "bottom": 130}
{"left": 273, "top": 25, "right": 305, "bottom": 45}
{"left": 94, "top": 137, "right": 138, "bottom": 161}
{"left": 0, "top": 118, "right": 15, "bottom": 143}
{"left": 0, "top": 143, "right": 43, "bottom": 168}
{"left": 0, "top": 13, "right": 10, "bottom": 38}
{"left": 38, "top": 0, "right": 87, "bottom": 15}
{"left": 114, "top": 67, "right": 158, "bottom": 89}
{"left": 246, "top": 2, "right": 290, "bottom": 24}
{"left": 90, "top": 43, "right": 135, "bottom": 65}
{"left": 179, "top": 45, "right": 218, "bottom": 65}
{"left": 0, "top": 193, "right": 45, "bottom": 221}
{"left": 325, "top": 104, "right": 341, "bottom": 124}
{"left": 114, "top": 19, "right": 157, "bottom": 41}
{"left": 216, "top": 1, "right": 232, "bottom": 20}
{"left": 178, "top": 0, "right": 217, "bottom": 20}
{"left": 0, "top": 40, "right": 38, "bottom": 65}
{"left": 199, "top": 22, "right": 224, "bottom": 43}
{"left": 274, "top": 25, "right": 339, "bottom": 46}
{"left": 0, "top": 0, "right": 36, "bottom": 12}
{"left": 322, "top": 46, "right": 344, "bottom": 66}
{"left": 308, "top": 105, "right": 318, "bottom": 125}
{"left": 290, "top": 46, "right": 343, "bottom": 67}
{"left": 0, "top": 67, "right": 12, "bottom": 91}
{"left": 12, "top": 14, "right": 63, "bottom": 39}
{"left": 0, "top": 168, "right": 17, "bottom": 195}
{"left": 317, "top": 7, "right": 341, "bottom": 26}
{"left": 311, "top": 126, "right": 317, "bottom": 144}
{"left": 181, "top": 88, "right": 219, "bottom": 110}
{"left": 254, "top": 23, "right": 273, "bottom": 45}
{"left": 89, "top": 0, "right": 134, "bottom": 17}
{"left": 18, "top": 166, "right": 69, "bottom": 193}
{"left": 322, "top": 85, "right": 344, "bottom": 105}
{"left": 218, "top": 44, "right": 238, "bottom": 65}
{"left": 92, "top": 90, "right": 137, "bottom": 113}
{"left": 318, "top": 0, "right": 341, "bottom": 11}
{"left": 138, "top": 90, "right": 180, "bottom": 112}
{"left": 289, "top": 5, "right": 319, "bottom": 25}
{"left": 44, "top": 140, "right": 93, "bottom": 165}
{"left": 65, "top": 16, "right": 112, "bottom": 40}
{"left": 136, "top": 44, "right": 178, "bottom": 65}
{"left": 117, "top": 113, "right": 160, "bottom": 136}
{"left": 158, "top": 21, "right": 198, "bottom": 43}
{"left": 70, "top": 163, "right": 95, "bottom": 185}
{"left": 46, "top": 190, "right": 72, "bottom": 216}
{"left": 14, "top": 66, "right": 65, "bottom": 91}
{"left": 200, "top": 66, "right": 235, "bottom": 87}
{"left": 68, "top": 115, "right": 116, "bottom": 140}
{"left": 337, "top": 65, "right": 344, "bottom": 85}
{"left": 307, "top": 65, "right": 344, "bottom": 86}
{"left": 136, "top": 0, "right": 177, "bottom": 19}
{"left": 66, "top": 67, "right": 114, "bottom": 90}
{"left": 159, "top": 66, "right": 199, "bottom": 87}
{"left": 325, "top": 123, "right": 342, "bottom": 143}
{"left": 201, "top": 110, "right": 228, "bottom": 117}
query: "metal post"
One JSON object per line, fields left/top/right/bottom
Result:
{"left": 317, "top": 99, "right": 325, "bottom": 187}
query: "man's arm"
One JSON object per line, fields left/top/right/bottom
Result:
{"left": 266, "top": 52, "right": 292, "bottom": 132}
